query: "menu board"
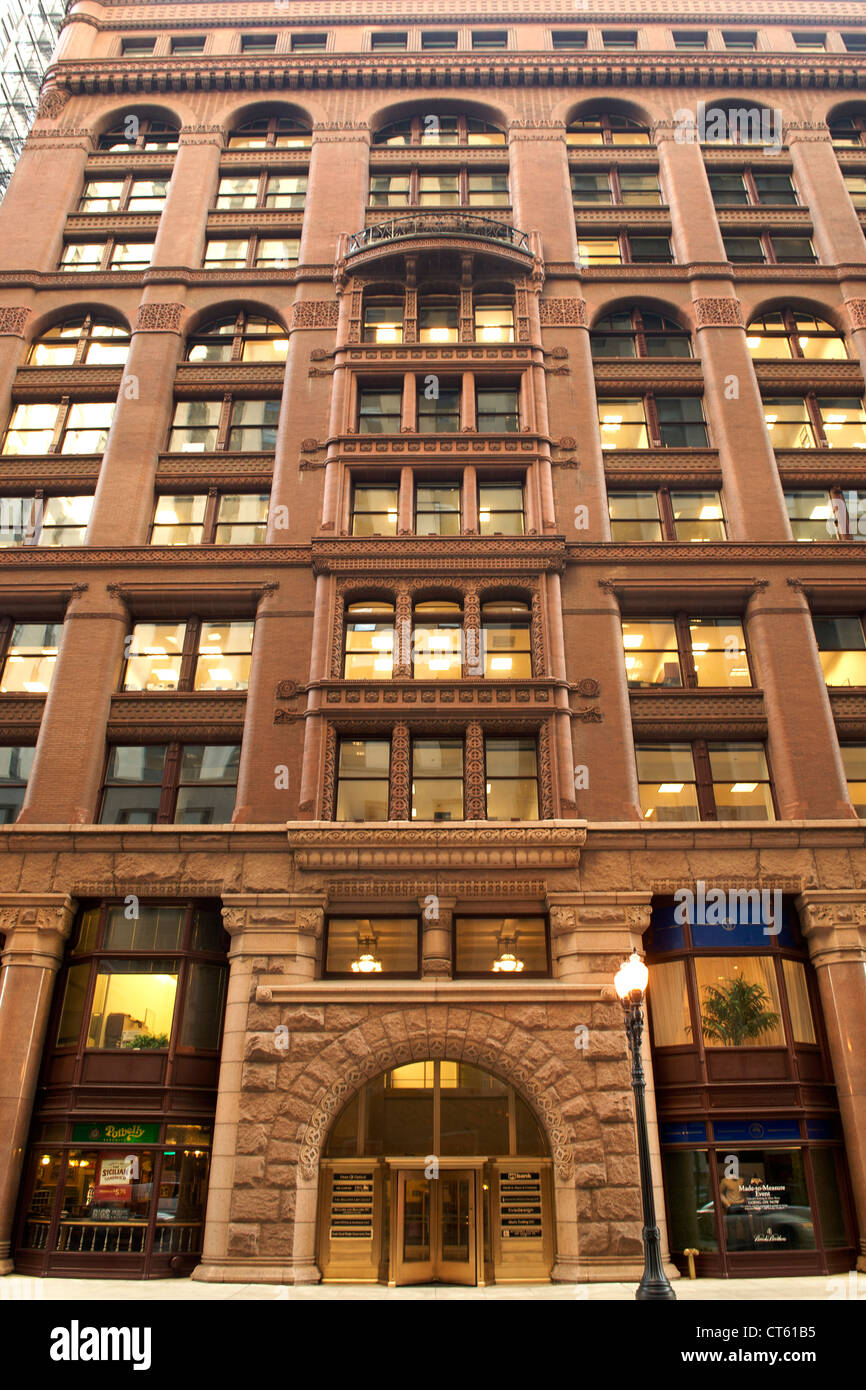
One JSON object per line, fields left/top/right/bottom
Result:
{"left": 500, "top": 1170, "right": 543, "bottom": 1241}
{"left": 329, "top": 1171, "right": 374, "bottom": 1240}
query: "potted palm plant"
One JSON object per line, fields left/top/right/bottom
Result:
{"left": 697, "top": 977, "right": 781, "bottom": 1046}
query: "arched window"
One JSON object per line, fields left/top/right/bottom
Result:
{"left": 344, "top": 601, "right": 395, "bottom": 679}
{"left": 28, "top": 317, "right": 130, "bottom": 366}
{"left": 746, "top": 310, "right": 848, "bottom": 361}
{"left": 97, "top": 118, "right": 179, "bottom": 151}
{"left": 829, "top": 114, "right": 866, "bottom": 147}
{"left": 482, "top": 599, "right": 532, "bottom": 678}
{"left": 373, "top": 114, "right": 505, "bottom": 147}
{"left": 363, "top": 297, "right": 404, "bottom": 343}
{"left": 567, "top": 113, "right": 650, "bottom": 146}
{"left": 185, "top": 313, "right": 288, "bottom": 363}
{"left": 419, "top": 294, "right": 459, "bottom": 343}
{"left": 591, "top": 309, "right": 692, "bottom": 359}
{"left": 413, "top": 598, "right": 462, "bottom": 679}
{"left": 227, "top": 115, "right": 311, "bottom": 149}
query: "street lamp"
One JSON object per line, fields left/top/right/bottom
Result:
{"left": 614, "top": 951, "right": 676, "bottom": 1301}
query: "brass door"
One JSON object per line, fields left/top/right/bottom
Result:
{"left": 394, "top": 1169, "right": 476, "bottom": 1286}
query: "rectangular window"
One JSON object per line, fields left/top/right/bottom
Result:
{"left": 193, "top": 621, "right": 254, "bottom": 691}
{"left": 86, "top": 958, "right": 179, "bottom": 1048}
{"left": 335, "top": 738, "right": 391, "bottom": 821}
{"left": 472, "top": 31, "right": 507, "bottom": 50}
{"left": 418, "top": 173, "right": 460, "bottom": 207}
{"left": 455, "top": 916, "right": 548, "bottom": 975}
{"left": 240, "top": 35, "right": 277, "bottom": 53}
{"left": 123, "top": 622, "right": 185, "bottom": 690}
{"left": 620, "top": 171, "right": 663, "bottom": 205}
{"left": 708, "top": 743, "right": 774, "bottom": 821}
{"left": 371, "top": 32, "right": 407, "bottom": 51}
{"left": 411, "top": 738, "right": 464, "bottom": 820}
{"left": 785, "top": 490, "right": 836, "bottom": 541}
{"left": 99, "top": 744, "right": 239, "bottom": 824}
{"left": 672, "top": 491, "right": 726, "bottom": 541}
{"left": 150, "top": 494, "right": 207, "bottom": 544}
{"left": 110, "top": 241, "right": 154, "bottom": 270}
{"left": 841, "top": 744, "right": 866, "bottom": 816}
{"left": 359, "top": 388, "right": 402, "bottom": 434}
{"left": 599, "top": 397, "right": 648, "bottom": 449}
{"left": 214, "top": 493, "right": 269, "bottom": 543}
{"left": 60, "top": 402, "right": 115, "bottom": 454}
{"left": 467, "top": 172, "right": 509, "bottom": 206}
{"left": 170, "top": 36, "right": 206, "bottom": 55}
{"left": 60, "top": 242, "right": 104, "bottom": 272}
{"left": 552, "top": 30, "right": 587, "bottom": 50}
{"left": 845, "top": 175, "right": 866, "bottom": 208}
{"left": 121, "top": 37, "right": 156, "bottom": 55}
{"left": 476, "top": 387, "right": 519, "bottom": 433}
{"left": 0, "top": 744, "right": 34, "bottom": 822}
{"left": 603, "top": 30, "right": 638, "bottom": 49}
{"left": 167, "top": 400, "right": 221, "bottom": 452}
{"left": 421, "top": 31, "right": 458, "bottom": 50}
{"left": 478, "top": 482, "right": 524, "bottom": 535}
{"left": 689, "top": 618, "right": 750, "bottom": 687}
{"left": 204, "top": 238, "right": 249, "bottom": 268}
{"left": 418, "top": 384, "right": 460, "bottom": 433}
{"left": 812, "top": 615, "right": 866, "bottom": 685}
{"left": 415, "top": 483, "right": 460, "bottom": 536}
{"left": 369, "top": 173, "right": 411, "bottom": 208}
{"left": 351, "top": 483, "right": 398, "bottom": 536}
{"left": 485, "top": 737, "right": 538, "bottom": 820}
{"left": 630, "top": 235, "right": 673, "bottom": 263}
{"left": 792, "top": 33, "right": 825, "bottom": 52}
{"left": 255, "top": 237, "right": 299, "bottom": 268}
{"left": 843, "top": 34, "right": 866, "bottom": 53}
{"left": 2, "top": 402, "right": 60, "bottom": 454}
{"left": 215, "top": 176, "right": 258, "bottom": 210}
{"left": 79, "top": 180, "right": 123, "bottom": 213}
{"left": 264, "top": 174, "right": 307, "bottom": 209}
{"left": 694, "top": 957, "right": 784, "bottom": 1046}
{"left": 723, "top": 31, "right": 757, "bottom": 50}
{"left": 576, "top": 236, "right": 622, "bottom": 266}
{"left": 325, "top": 917, "right": 419, "bottom": 976}
{"left": 636, "top": 744, "right": 700, "bottom": 822}
{"left": 344, "top": 602, "right": 394, "bottom": 679}
{"left": 291, "top": 34, "right": 328, "bottom": 52}
{"left": 622, "top": 620, "right": 682, "bottom": 689}
{"left": 608, "top": 491, "right": 663, "bottom": 542}
{"left": 413, "top": 605, "right": 461, "bottom": 679}
{"left": 228, "top": 399, "right": 279, "bottom": 451}
{"left": 474, "top": 302, "right": 513, "bottom": 342}
{"left": 0, "top": 496, "right": 91, "bottom": 547}
{"left": 673, "top": 31, "right": 707, "bottom": 50}
{"left": 656, "top": 397, "right": 709, "bottom": 447}
{"left": 753, "top": 173, "right": 798, "bottom": 205}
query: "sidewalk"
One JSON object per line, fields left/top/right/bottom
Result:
{"left": 2, "top": 1272, "right": 864, "bottom": 1300}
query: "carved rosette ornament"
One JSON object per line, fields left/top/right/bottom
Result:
{"left": 465, "top": 721, "right": 485, "bottom": 819}
{"left": 539, "top": 298, "right": 588, "bottom": 327}
{"left": 135, "top": 303, "right": 184, "bottom": 334}
{"left": 844, "top": 299, "right": 866, "bottom": 332}
{"left": 388, "top": 722, "right": 410, "bottom": 821}
{"left": 0, "top": 306, "right": 30, "bottom": 336}
{"left": 36, "top": 87, "right": 69, "bottom": 119}
{"left": 693, "top": 297, "right": 743, "bottom": 329}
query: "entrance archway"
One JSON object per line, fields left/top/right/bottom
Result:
{"left": 317, "top": 1059, "right": 555, "bottom": 1285}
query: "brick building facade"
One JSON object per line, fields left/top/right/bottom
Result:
{"left": 0, "top": 0, "right": 864, "bottom": 1286}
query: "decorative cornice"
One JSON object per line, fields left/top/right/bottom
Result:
{"left": 311, "top": 536, "right": 565, "bottom": 575}
{"left": 289, "top": 823, "right": 585, "bottom": 872}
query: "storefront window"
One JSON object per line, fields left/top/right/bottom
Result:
{"left": 662, "top": 1149, "right": 717, "bottom": 1252}
{"left": 55, "top": 1151, "right": 155, "bottom": 1252}
{"left": 21, "top": 1149, "right": 63, "bottom": 1248}
{"left": 716, "top": 1150, "right": 814, "bottom": 1251}
{"left": 782, "top": 959, "right": 817, "bottom": 1043}
{"left": 179, "top": 963, "right": 227, "bottom": 1049}
{"left": 810, "top": 1148, "right": 850, "bottom": 1247}
{"left": 154, "top": 1146, "right": 211, "bottom": 1254}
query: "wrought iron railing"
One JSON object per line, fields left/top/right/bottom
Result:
{"left": 346, "top": 212, "right": 531, "bottom": 256}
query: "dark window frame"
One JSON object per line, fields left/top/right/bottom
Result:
{"left": 622, "top": 613, "right": 753, "bottom": 691}
{"left": 150, "top": 490, "right": 270, "bottom": 545}
{"left": 636, "top": 739, "right": 777, "bottom": 822}
{"left": 323, "top": 914, "right": 422, "bottom": 979}
{"left": 99, "top": 742, "right": 241, "bottom": 825}
{"left": 166, "top": 395, "right": 280, "bottom": 453}
{"left": 607, "top": 488, "right": 727, "bottom": 542}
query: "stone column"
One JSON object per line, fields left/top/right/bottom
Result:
{"left": 0, "top": 895, "right": 75, "bottom": 1271}
{"left": 787, "top": 127, "right": 866, "bottom": 269}
{"left": 463, "top": 584, "right": 482, "bottom": 679}
{"left": 152, "top": 130, "right": 223, "bottom": 268}
{"left": 745, "top": 581, "right": 855, "bottom": 819}
{"left": 301, "top": 126, "right": 370, "bottom": 266}
{"left": 799, "top": 895, "right": 866, "bottom": 1271}
{"left": 233, "top": 583, "right": 309, "bottom": 823}
{"left": 508, "top": 123, "right": 577, "bottom": 264}
{"left": 85, "top": 301, "right": 185, "bottom": 546}
{"left": 843, "top": 297, "right": 866, "bottom": 387}
{"left": 693, "top": 298, "right": 793, "bottom": 541}
{"left": 0, "top": 128, "right": 91, "bottom": 272}
{"left": 465, "top": 721, "right": 485, "bottom": 819}
{"left": 655, "top": 125, "right": 727, "bottom": 264}
{"left": 541, "top": 297, "right": 609, "bottom": 542}
{"left": 17, "top": 585, "right": 128, "bottom": 824}
{"left": 420, "top": 896, "right": 454, "bottom": 978}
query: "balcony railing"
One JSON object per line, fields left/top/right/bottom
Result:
{"left": 346, "top": 212, "right": 531, "bottom": 256}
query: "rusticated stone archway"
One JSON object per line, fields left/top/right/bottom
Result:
{"left": 230, "top": 1002, "right": 645, "bottom": 1284}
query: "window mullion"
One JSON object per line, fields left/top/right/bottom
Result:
{"left": 692, "top": 739, "right": 716, "bottom": 819}
{"left": 743, "top": 167, "right": 760, "bottom": 205}
{"left": 805, "top": 393, "right": 827, "bottom": 446}
{"left": 179, "top": 618, "right": 199, "bottom": 691}
{"left": 609, "top": 166, "right": 623, "bottom": 204}
{"left": 658, "top": 487, "right": 676, "bottom": 540}
{"left": 217, "top": 393, "right": 234, "bottom": 451}
{"left": 50, "top": 397, "right": 71, "bottom": 454}
{"left": 160, "top": 741, "right": 183, "bottom": 823}
{"left": 676, "top": 612, "right": 697, "bottom": 687}
{"left": 762, "top": 232, "right": 776, "bottom": 265}
{"left": 645, "top": 394, "right": 661, "bottom": 447}
{"left": 202, "top": 488, "right": 220, "bottom": 543}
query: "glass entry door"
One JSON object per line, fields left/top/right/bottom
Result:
{"left": 394, "top": 1169, "right": 476, "bottom": 1285}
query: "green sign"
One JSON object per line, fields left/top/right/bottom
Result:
{"left": 71, "top": 1122, "right": 160, "bottom": 1145}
